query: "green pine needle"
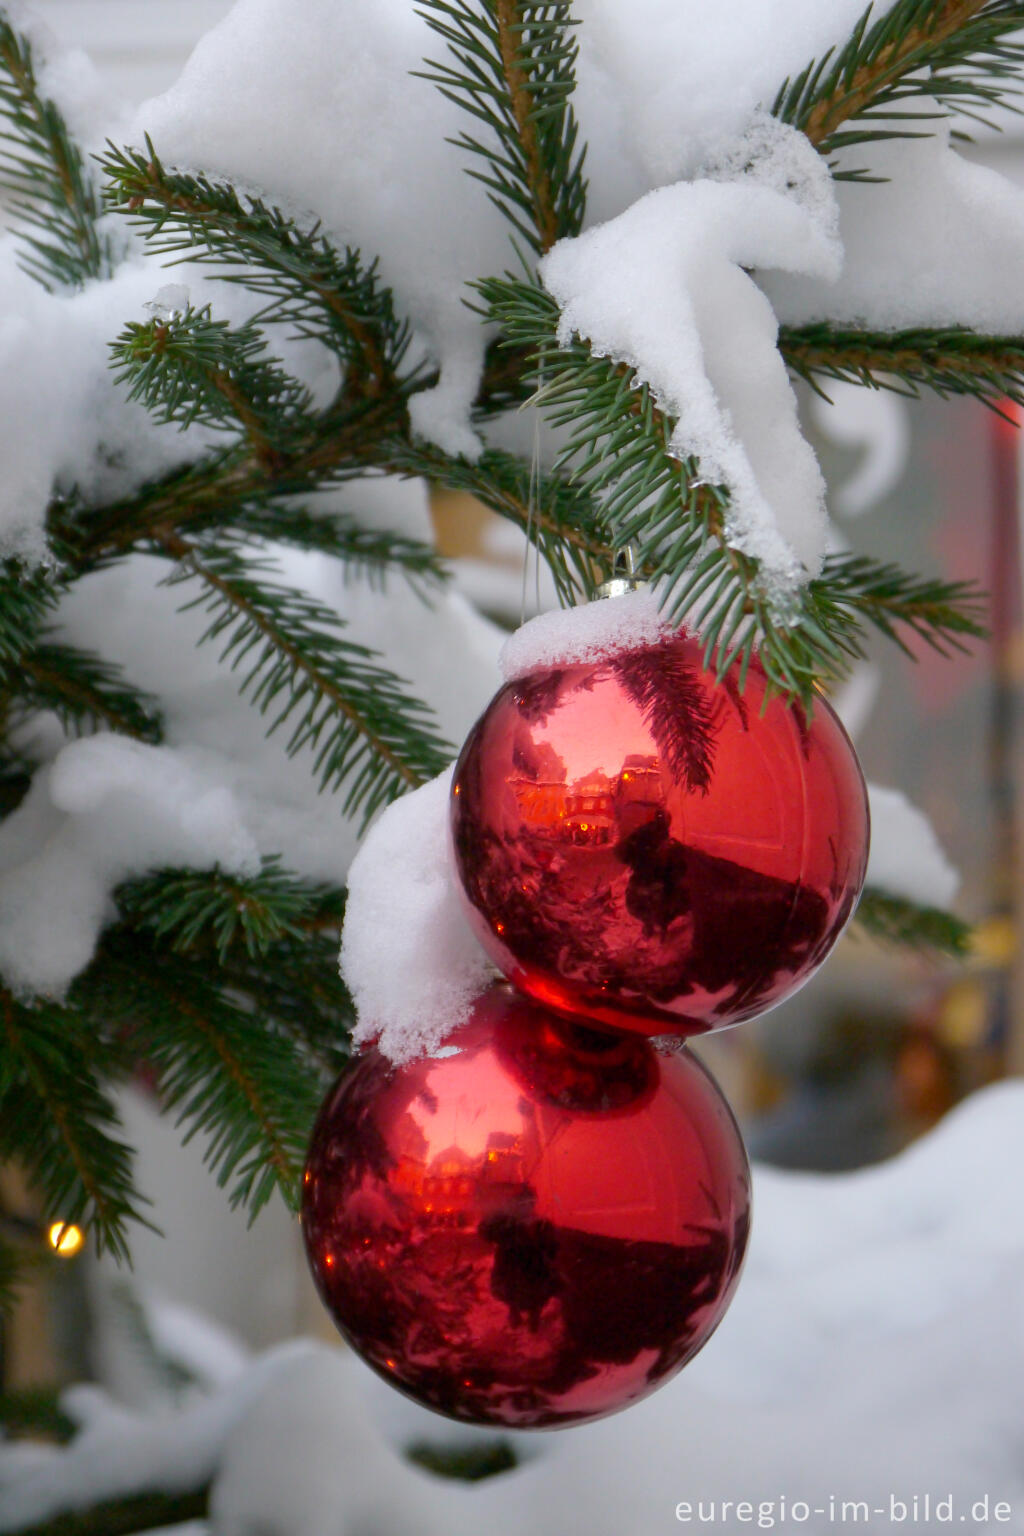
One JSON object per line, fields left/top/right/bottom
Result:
{"left": 773, "top": 0, "right": 1024, "bottom": 172}
{"left": 0, "top": 996, "right": 148, "bottom": 1262}
{"left": 79, "top": 933, "right": 323, "bottom": 1217}
{"left": 783, "top": 321, "right": 1024, "bottom": 415}
{"left": 854, "top": 888, "right": 974, "bottom": 955}
{"left": 111, "top": 305, "right": 318, "bottom": 456}
{"left": 101, "top": 139, "right": 413, "bottom": 389}
{"left": 810, "top": 553, "right": 987, "bottom": 659}
{"left": 0, "top": 17, "right": 114, "bottom": 288}
{"left": 11, "top": 638, "right": 164, "bottom": 743}
{"left": 117, "top": 859, "right": 343, "bottom": 963}
{"left": 416, "top": 0, "right": 587, "bottom": 254}
{"left": 157, "top": 534, "right": 453, "bottom": 825}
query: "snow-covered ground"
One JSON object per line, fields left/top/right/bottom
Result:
{"left": 3, "top": 1081, "right": 1022, "bottom": 1534}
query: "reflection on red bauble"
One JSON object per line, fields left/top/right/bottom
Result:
{"left": 450, "top": 633, "right": 870, "bottom": 1036}
{"left": 301, "top": 985, "right": 750, "bottom": 1429}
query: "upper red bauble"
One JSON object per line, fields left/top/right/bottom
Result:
{"left": 450, "top": 632, "right": 870, "bottom": 1037}
{"left": 301, "top": 984, "right": 750, "bottom": 1429}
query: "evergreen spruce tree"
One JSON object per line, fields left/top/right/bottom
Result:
{"left": 0, "top": 3, "right": 1017, "bottom": 1528}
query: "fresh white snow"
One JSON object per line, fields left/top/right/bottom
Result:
{"left": 3, "top": 1082, "right": 1022, "bottom": 1535}
{"left": 539, "top": 117, "right": 841, "bottom": 587}
{"left": 500, "top": 587, "right": 675, "bottom": 679}
{"left": 0, "top": 538, "right": 502, "bottom": 996}
{"left": 865, "top": 784, "right": 961, "bottom": 911}
{"left": 342, "top": 766, "right": 496, "bottom": 1064}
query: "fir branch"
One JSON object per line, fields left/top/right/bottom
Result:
{"left": 111, "top": 305, "right": 317, "bottom": 463}
{"left": 417, "top": 0, "right": 587, "bottom": 253}
{"left": 0, "top": 16, "right": 112, "bottom": 288}
{"left": 0, "top": 562, "right": 60, "bottom": 665}
{"left": 480, "top": 272, "right": 986, "bottom": 697}
{"left": 218, "top": 936, "right": 354, "bottom": 1081}
{"left": 101, "top": 140, "right": 412, "bottom": 394}
{"left": 782, "top": 321, "right": 1024, "bottom": 414}
{"left": 81, "top": 934, "right": 320, "bottom": 1217}
{"left": 0, "top": 997, "right": 145, "bottom": 1262}
{"left": 854, "top": 888, "right": 973, "bottom": 955}
{"left": 481, "top": 271, "right": 847, "bottom": 697}
{"left": 10, "top": 639, "right": 163, "bottom": 743}
{"left": 388, "top": 438, "right": 611, "bottom": 604}
{"left": 5, "top": 1486, "right": 210, "bottom": 1536}
{"left": 814, "top": 552, "right": 987, "bottom": 658}
{"left": 51, "top": 390, "right": 414, "bottom": 566}
{"left": 229, "top": 500, "right": 446, "bottom": 595}
{"left": 117, "top": 859, "right": 341, "bottom": 962}
{"left": 155, "top": 533, "right": 452, "bottom": 824}
{"left": 773, "top": 0, "right": 1024, "bottom": 171}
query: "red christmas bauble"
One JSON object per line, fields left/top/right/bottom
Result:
{"left": 450, "top": 632, "right": 869, "bottom": 1036}
{"left": 302, "top": 984, "right": 750, "bottom": 1430}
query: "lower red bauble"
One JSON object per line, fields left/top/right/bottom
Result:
{"left": 301, "top": 984, "right": 751, "bottom": 1429}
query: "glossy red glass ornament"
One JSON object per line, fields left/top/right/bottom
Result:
{"left": 450, "top": 633, "right": 869, "bottom": 1036}
{"left": 302, "top": 984, "right": 750, "bottom": 1430}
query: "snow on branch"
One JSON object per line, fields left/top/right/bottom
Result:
{"left": 539, "top": 117, "right": 841, "bottom": 590}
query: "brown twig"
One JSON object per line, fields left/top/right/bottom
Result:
{"left": 494, "top": 0, "right": 560, "bottom": 252}
{"left": 801, "top": 0, "right": 990, "bottom": 148}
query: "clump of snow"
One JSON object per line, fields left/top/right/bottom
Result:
{"left": 538, "top": 122, "right": 841, "bottom": 589}
{"left": 0, "top": 248, "right": 233, "bottom": 558}
{"left": 809, "top": 381, "right": 911, "bottom": 518}
{"left": 0, "top": 1340, "right": 315, "bottom": 1533}
{"left": 132, "top": 0, "right": 518, "bottom": 463}
{"left": 342, "top": 767, "right": 495, "bottom": 1064}
{"left": 0, "top": 0, "right": 118, "bottom": 145}
{"left": 4, "top": 1083, "right": 1024, "bottom": 1534}
{"left": 0, "top": 739, "right": 259, "bottom": 996}
{"left": 698, "top": 109, "right": 840, "bottom": 244}
{"left": 864, "top": 784, "right": 960, "bottom": 909}
{"left": 571, "top": 0, "right": 903, "bottom": 194}
{"left": 768, "top": 125, "right": 1024, "bottom": 333}
{"left": 500, "top": 588, "right": 675, "bottom": 680}
{"left": 0, "top": 528, "right": 502, "bottom": 997}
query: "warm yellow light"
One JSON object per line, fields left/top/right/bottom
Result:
{"left": 47, "top": 1222, "right": 85, "bottom": 1259}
